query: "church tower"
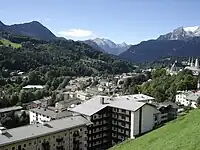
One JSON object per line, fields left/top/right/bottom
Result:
{"left": 195, "top": 58, "right": 199, "bottom": 69}
{"left": 197, "top": 78, "right": 200, "bottom": 90}
{"left": 191, "top": 57, "right": 194, "bottom": 67}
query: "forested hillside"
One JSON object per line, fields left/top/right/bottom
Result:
{"left": 0, "top": 31, "right": 135, "bottom": 108}
{"left": 0, "top": 32, "right": 135, "bottom": 76}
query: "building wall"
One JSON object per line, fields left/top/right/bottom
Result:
{"left": 141, "top": 105, "right": 157, "bottom": 133}
{"left": 29, "top": 111, "right": 51, "bottom": 124}
{"left": 176, "top": 94, "right": 189, "bottom": 106}
{"left": 131, "top": 105, "right": 158, "bottom": 137}
{"left": 1, "top": 127, "right": 88, "bottom": 150}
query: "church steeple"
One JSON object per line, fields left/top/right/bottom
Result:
{"left": 195, "top": 58, "right": 199, "bottom": 69}
{"left": 187, "top": 57, "right": 191, "bottom": 65}
{"left": 197, "top": 78, "right": 200, "bottom": 90}
{"left": 191, "top": 57, "right": 194, "bottom": 67}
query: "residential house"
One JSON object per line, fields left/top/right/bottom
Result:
{"left": 29, "top": 107, "right": 73, "bottom": 124}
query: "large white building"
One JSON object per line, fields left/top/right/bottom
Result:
{"left": 71, "top": 94, "right": 161, "bottom": 150}
{"left": 0, "top": 116, "right": 91, "bottom": 150}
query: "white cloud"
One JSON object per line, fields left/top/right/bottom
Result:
{"left": 58, "top": 29, "right": 95, "bottom": 38}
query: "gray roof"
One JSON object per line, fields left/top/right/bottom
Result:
{"left": 0, "top": 116, "right": 91, "bottom": 147}
{"left": 71, "top": 94, "right": 154, "bottom": 116}
{"left": 152, "top": 101, "right": 178, "bottom": 109}
{"left": 30, "top": 107, "right": 73, "bottom": 119}
{"left": 0, "top": 106, "right": 23, "bottom": 113}
{"left": 186, "top": 93, "right": 200, "bottom": 101}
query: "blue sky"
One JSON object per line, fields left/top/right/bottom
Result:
{"left": 0, "top": 0, "right": 200, "bottom": 44}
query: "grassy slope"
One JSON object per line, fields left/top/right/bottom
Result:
{"left": 0, "top": 39, "right": 21, "bottom": 48}
{"left": 111, "top": 109, "right": 200, "bottom": 150}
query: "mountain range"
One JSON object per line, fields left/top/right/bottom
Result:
{"left": 120, "top": 26, "right": 200, "bottom": 62}
{"left": 83, "top": 38, "right": 131, "bottom": 55}
{"left": 1, "top": 20, "right": 200, "bottom": 62}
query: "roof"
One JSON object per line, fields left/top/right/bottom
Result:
{"left": 0, "top": 106, "right": 23, "bottom": 113}
{"left": 186, "top": 93, "right": 200, "bottom": 101}
{"left": 23, "top": 85, "right": 45, "bottom": 89}
{"left": 0, "top": 116, "right": 91, "bottom": 147}
{"left": 30, "top": 107, "right": 73, "bottom": 119}
{"left": 154, "top": 101, "right": 179, "bottom": 109}
{"left": 71, "top": 94, "right": 155, "bottom": 116}
{"left": 56, "top": 99, "right": 83, "bottom": 108}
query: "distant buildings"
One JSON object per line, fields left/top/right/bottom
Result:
{"left": 168, "top": 58, "right": 200, "bottom": 76}
{"left": 176, "top": 90, "right": 200, "bottom": 108}
{"left": 185, "top": 58, "right": 200, "bottom": 76}
{"left": 0, "top": 116, "right": 90, "bottom": 150}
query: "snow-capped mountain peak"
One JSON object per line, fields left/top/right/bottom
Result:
{"left": 183, "top": 26, "right": 199, "bottom": 32}
{"left": 157, "top": 25, "right": 200, "bottom": 40}
{"left": 85, "top": 38, "right": 130, "bottom": 55}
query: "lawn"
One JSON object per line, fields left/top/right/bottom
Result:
{"left": 111, "top": 109, "right": 200, "bottom": 150}
{"left": 0, "top": 39, "right": 21, "bottom": 48}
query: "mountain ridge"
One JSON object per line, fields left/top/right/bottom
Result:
{"left": 84, "top": 38, "right": 131, "bottom": 55}
{"left": 0, "top": 20, "right": 57, "bottom": 41}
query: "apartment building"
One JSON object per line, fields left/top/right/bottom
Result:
{"left": 71, "top": 95, "right": 160, "bottom": 150}
{"left": 0, "top": 116, "right": 91, "bottom": 150}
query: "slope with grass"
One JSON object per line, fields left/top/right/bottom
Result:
{"left": 111, "top": 109, "right": 200, "bottom": 150}
{"left": 0, "top": 39, "right": 21, "bottom": 48}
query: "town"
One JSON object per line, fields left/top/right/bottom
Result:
{"left": 0, "top": 56, "right": 199, "bottom": 150}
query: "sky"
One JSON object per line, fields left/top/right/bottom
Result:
{"left": 0, "top": 0, "right": 200, "bottom": 44}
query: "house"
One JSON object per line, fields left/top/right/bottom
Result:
{"left": 24, "top": 97, "right": 51, "bottom": 109}
{"left": 0, "top": 116, "right": 90, "bottom": 150}
{"left": 70, "top": 95, "right": 160, "bottom": 150}
{"left": 29, "top": 107, "right": 74, "bottom": 124}
{"left": 175, "top": 90, "right": 200, "bottom": 108}
{"left": 76, "top": 91, "right": 92, "bottom": 101}
{"left": 185, "top": 92, "right": 200, "bottom": 108}
{"left": 153, "top": 101, "right": 178, "bottom": 124}
{"left": 23, "top": 85, "right": 45, "bottom": 90}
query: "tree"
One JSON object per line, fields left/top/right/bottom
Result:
{"left": 196, "top": 97, "right": 200, "bottom": 108}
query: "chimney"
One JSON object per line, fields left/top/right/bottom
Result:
{"left": 100, "top": 97, "right": 105, "bottom": 104}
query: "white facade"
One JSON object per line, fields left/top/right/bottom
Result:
{"left": 130, "top": 104, "right": 159, "bottom": 138}
{"left": 176, "top": 93, "right": 189, "bottom": 106}
{"left": 29, "top": 110, "right": 51, "bottom": 124}
{"left": 76, "top": 91, "right": 90, "bottom": 101}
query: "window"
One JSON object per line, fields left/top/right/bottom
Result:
{"left": 121, "top": 122, "right": 125, "bottom": 126}
{"left": 29, "top": 142, "right": 31, "bottom": 145}
{"left": 24, "top": 144, "right": 26, "bottom": 147}
{"left": 12, "top": 147, "right": 15, "bottom": 150}
{"left": 122, "top": 115, "right": 125, "bottom": 120}
{"left": 122, "top": 109, "right": 126, "bottom": 113}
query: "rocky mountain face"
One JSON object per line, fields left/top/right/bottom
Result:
{"left": 157, "top": 26, "right": 200, "bottom": 40}
{"left": 0, "top": 21, "right": 56, "bottom": 41}
{"left": 84, "top": 38, "right": 131, "bottom": 55}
